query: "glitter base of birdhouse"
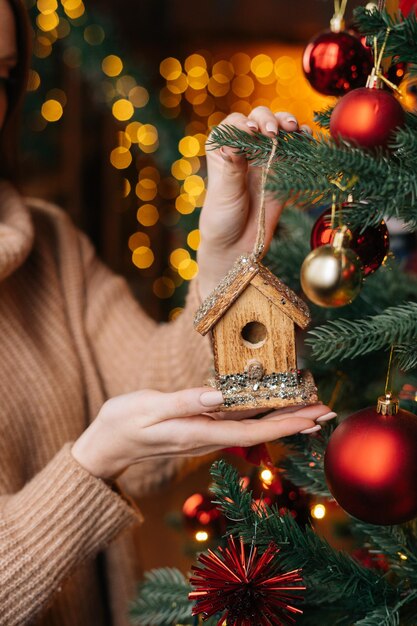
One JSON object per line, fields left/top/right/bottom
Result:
{"left": 207, "top": 368, "right": 317, "bottom": 411}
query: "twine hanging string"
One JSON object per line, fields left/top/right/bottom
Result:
{"left": 371, "top": 29, "right": 402, "bottom": 93}
{"left": 253, "top": 137, "right": 278, "bottom": 260}
{"left": 334, "top": 0, "right": 349, "bottom": 21}
{"left": 385, "top": 344, "right": 396, "bottom": 395}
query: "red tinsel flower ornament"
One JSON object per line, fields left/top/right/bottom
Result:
{"left": 189, "top": 536, "right": 305, "bottom": 626}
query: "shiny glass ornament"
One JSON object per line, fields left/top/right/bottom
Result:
{"left": 302, "top": 30, "right": 372, "bottom": 96}
{"left": 300, "top": 242, "right": 363, "bottom": 308}
{"left": 325, "top": 397, "right": 417, "bottom": 525}
{"left": 330, "top": 85, "right": 405, "bottom": 148}
{"left": 311, "top": 208, "right": 389, "bottom": 276}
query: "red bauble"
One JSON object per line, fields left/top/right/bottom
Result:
{"left": 324, "top": 405, "right": 417, "bottom": 524}
{"left": 302, "top": 30, "right": 373, "bottom": 96}
{"left": 311, "top": 208, "right": 389, "bottom": 276}
{"left": 330, "top": 87, "right": 405, "bottom": 148}
{"left": 400, "top": 0, "right": 417, "bottom": 16}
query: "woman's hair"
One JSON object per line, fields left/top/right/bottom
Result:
{"left": 0, "top": 0, "right": 31, "bottom": 183}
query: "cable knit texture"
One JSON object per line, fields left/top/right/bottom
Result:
{"left": 0, "top": 181, "right": 212, "bottom": 625}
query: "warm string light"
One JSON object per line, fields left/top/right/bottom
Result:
{"left": 311, "top": 503, "right": 326, "bottom": 519}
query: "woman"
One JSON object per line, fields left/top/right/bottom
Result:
{"left": 0, "top": 0, "right": 335, "bottom": 624}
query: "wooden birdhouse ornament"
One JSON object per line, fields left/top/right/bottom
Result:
{"left": 194, "top": 254, "right": 317, "bottom": 410}
{"left": 194, "top": 137, "right": 317, "bottom": 411}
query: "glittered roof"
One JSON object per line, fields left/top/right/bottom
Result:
{"left": 194, "top": 254, "right": 311, "bottom": 335}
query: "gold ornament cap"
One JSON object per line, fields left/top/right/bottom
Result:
{"left": 366, "top": 68, "right": 383, "bottom": 90}
{"left": 332, "top": 226, "right": 352, "bottom": 250}
{"left": 377, "top": 392, "right": 399, "bottom": 416}
{"left": 330, "top": 14, "right": 345, "bottom": 32}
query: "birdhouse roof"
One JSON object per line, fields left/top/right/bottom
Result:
{"left": 194, "top": 254, "right": 311, "bottom": 335}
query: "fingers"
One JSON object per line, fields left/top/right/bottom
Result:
{"left": 300, "top": 123, "right": 313, "bottom": 135}
{"left": 209, "top": 112, "right": 251, "bottom": 164}
{"left": 212, "top": 404, "right": 336, "bottom": 423}
{"left": 132, "top": 387, "right": 224, "bottom": 424}
{"left": 274, "top": 111, "right": 299, "bottom": 133}
{"left": 261, "top": 404, "right": 336, "bottom": 422}
{"left": 201, "top": 415, "right": 322, "bottom": 448}
{"left": 248, "top": 108, "right": 301, "bottom": 136}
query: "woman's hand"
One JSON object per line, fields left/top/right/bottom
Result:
{"left": 71, "top": 387, "right": 335, "bottom": 481}
{"left": 197, "top": 107, "right": 312, "bottom": 299}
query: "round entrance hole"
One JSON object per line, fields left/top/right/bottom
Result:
{"left": 241, "top": 321, "right": 267, "bottom": 349}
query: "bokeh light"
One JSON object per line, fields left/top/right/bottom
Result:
{"left": 102, "top": 54, "right": 123, "bottom": 77}
{"left": 135, "top": 178, "right": 158, "bottom": 201}
{"left": 160, "top": 57, "right": 182, "bottom": 81}
{"left": 178, "top": 136, "right": 200, "bottom": 157}
{"left": 170, "top": 248, "right": 190, "bottom": 269}
{"left": 110, "top": 147, "right": 132, "bottom": 169}
{"left": 84, "top": 24, "right": 105, "bottom": 45}
{"left": 128, "top": 231, "right": 150, "bottom": 251}
{"left": 137, "top": 204, "right": 159, "bottom": 226}
{"left": 153, "top": 277, "right": 176, "bottom": 299}
{"left": 129, "top": 86, "right": 149, "bottom": 108}
{"left": 311, "top": 504, "right": 326, "bottom": 520}
{"left": 112, "top": 98, "right": 134, "bottom": 121}
{"left": 132, "top": 246, "right": 154, "bottom": 269}
{"left": 175, "top": 193, "right": 196, "bottom": 215}
{"left": 41, "top": 98, "right": 63, "bottom": 121}
{"left": 187, "top": 229, "right": 201, "bottom": 250}
{"left": 178, "top": 258, "right": 199, "bottom": 280}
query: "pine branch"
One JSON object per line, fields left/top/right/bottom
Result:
{"left": 313, "top": 106, "right": 332, "bottom": 129}
{"left": 354, "top": 605, "right": 400, "bottom": 626}
{"left": 209, "top": 459, "right": 254, "bottom": 523}
{"left": 352, "top": 521, "right": 417, "bottom": 578}
{"left": 209, "top": 124, "right": 417, "bottom": 229}
{"left": 130, "top": 568, "right": 192, "bottom": 626}
{"left": 207, "top": 125, "right": 274, "bottom": 165}
{"left": 354, "top": 7, "right": 417, "bottom": 66}
{"left": 395, "top": 343, "right": 417, "bottom": 371}
{"left": 209, "top": 461, "right": 398, "bottom": 616}
{"left": 279, "top": 430, "right": 333, "bottom": 498}
{"left": 307, "top": 302, "right": 417, "bottom": 363}
{"left": 354, "top": 592, "right": 417, "bottom": 626}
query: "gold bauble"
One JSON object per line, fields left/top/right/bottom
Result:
{"left": 300, "top": 244, "right": 363, "bottom": 307}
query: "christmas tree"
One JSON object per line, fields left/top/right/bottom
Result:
{"left": 131, "top": 4, "right": 417, "bottom": 625}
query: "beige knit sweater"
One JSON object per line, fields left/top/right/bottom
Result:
{"left": 0, "top": 181, "right": 212, "bottom": 626}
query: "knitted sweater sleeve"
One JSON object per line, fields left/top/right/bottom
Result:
{"left": 0, "top": 444, "right": 141, "bottom": 626}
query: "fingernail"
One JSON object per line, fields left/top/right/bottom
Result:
{"left": 300, "top": 424, "right": 322, "bottom": 434}
{"left": 247, "top": 121, "right": 258, "bottom": 130}
{"left": 219, "top": 147, "right": 233, "bottom": 162}
{"left": 316, "top": 411, "right": 337, "bottom": 423}
{"left": 266, "top": 122, "right": 278, "bottom": 134}
{"left": 200, "top": 390, "right": 224, "bottom": 407}
{"left": 285, "top": 116, "right": 298, "bottom": 127}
